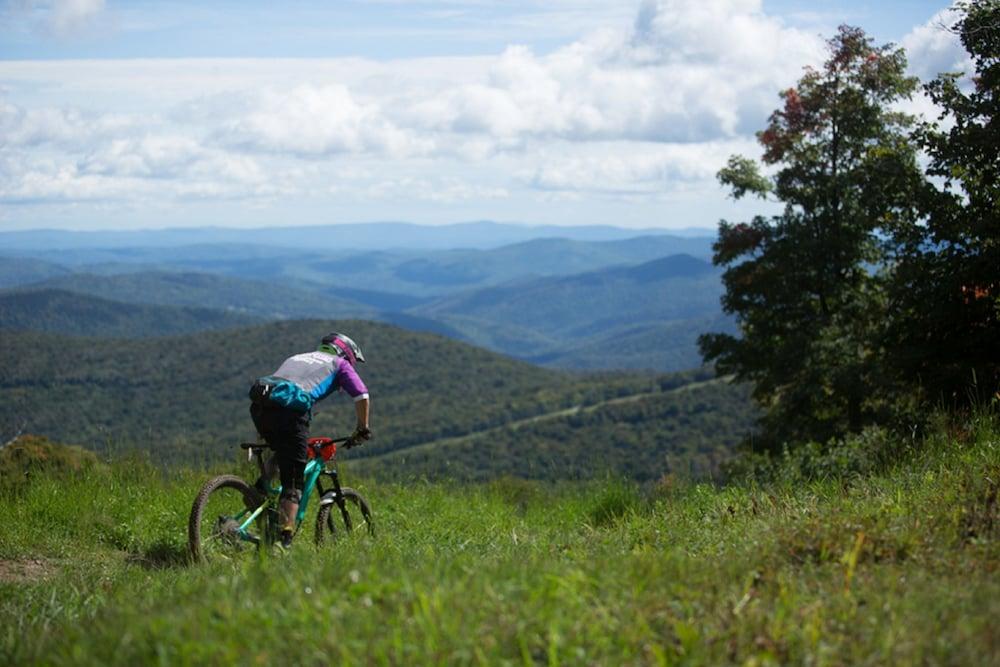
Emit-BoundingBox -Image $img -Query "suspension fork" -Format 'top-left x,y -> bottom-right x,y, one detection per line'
319,468 -> 351,522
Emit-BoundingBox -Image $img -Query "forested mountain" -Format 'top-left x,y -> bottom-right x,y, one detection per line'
6,234 -> 713,299
2,241 -> 728,371
28,271 -> 376,320
7,252 -> 732,371
0,321 -> 754,479
411,254 -> 728,370
529,315 -> 737,371
0,256 -> 73,289
355,374 -> 752,481
0,221 -> 713,253
0,289 -> 260,337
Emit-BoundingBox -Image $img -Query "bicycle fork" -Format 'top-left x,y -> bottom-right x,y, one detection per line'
317,468 -> 353,529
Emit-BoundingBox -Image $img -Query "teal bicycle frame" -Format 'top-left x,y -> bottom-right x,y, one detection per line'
232,458 -> 323,540
234,437 -> 350,545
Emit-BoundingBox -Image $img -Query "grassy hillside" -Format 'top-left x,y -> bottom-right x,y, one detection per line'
1,416 -> 996,664
0,322 -> 752,479
0,288 -> 260,337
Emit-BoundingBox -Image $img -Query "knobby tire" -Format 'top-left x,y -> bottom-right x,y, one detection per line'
188,474 -> 264,563
314,488 -> 374,545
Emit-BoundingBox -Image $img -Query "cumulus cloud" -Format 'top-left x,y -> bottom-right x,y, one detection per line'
191,0 -> 824,164
523,138 -> 758,194
213,84 -> 433,159
902,8 -> 971,82
400,0 -> 822,145
1,0 -> 832,216
0,100 -> 133,148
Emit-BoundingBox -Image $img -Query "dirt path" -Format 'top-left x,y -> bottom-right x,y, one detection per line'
0,558 -> 56,583
358,375 -> 731,464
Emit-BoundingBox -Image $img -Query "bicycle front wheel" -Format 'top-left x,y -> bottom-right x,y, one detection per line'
315,488 -> 374,546
188,474 -> 266,563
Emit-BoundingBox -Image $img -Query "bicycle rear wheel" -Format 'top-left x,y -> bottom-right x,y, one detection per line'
188,474 -> 266,563
314,488 -> 374,545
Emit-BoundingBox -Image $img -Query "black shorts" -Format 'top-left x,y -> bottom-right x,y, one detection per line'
249,401 -> 310,496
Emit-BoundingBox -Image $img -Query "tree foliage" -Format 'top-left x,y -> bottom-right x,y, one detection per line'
884,0 -> 1000,403
700,26 -> 925,449
0,323 -> 754,479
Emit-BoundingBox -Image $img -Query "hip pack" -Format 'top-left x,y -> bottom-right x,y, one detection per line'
248,376 -> 314,413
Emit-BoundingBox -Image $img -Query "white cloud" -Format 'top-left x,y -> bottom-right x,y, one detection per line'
213,84 -> 433,158
523,138 -> 758,194
399,1 -> 823,145
0,0 -> 834,222
902,8 -> 971,82
0,100 -> 133,148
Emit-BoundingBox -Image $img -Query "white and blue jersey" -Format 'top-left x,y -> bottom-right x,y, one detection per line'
257,350 -> 369,413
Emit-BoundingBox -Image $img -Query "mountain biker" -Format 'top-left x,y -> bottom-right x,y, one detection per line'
248,332 -> 371,549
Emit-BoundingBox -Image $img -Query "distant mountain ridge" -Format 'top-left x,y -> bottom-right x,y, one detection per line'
0,221 -> 714,252
1,228 -> 728,372
0,288 -> 260,337
26,271 -> 376,320
410,253 -> 728,370
0,250 -> 729,372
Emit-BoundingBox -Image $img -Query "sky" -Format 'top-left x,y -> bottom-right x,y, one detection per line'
0,0 -> 971,232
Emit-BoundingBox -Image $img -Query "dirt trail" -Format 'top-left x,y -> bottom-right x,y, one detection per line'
0,558 -> 56,583
359,375 -> 730,464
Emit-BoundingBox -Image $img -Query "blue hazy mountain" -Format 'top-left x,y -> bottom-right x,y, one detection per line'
27,271 -> 377,320
0,288 -> 260,337
1,226 -> 725,372
0,221 -> 714,253
0,256 -> 74,289
410,254 -> 728,371
3,233 -> 714,299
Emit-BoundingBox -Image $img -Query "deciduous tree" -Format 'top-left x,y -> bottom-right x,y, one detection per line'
885,0 -> 1000,405
700,26 -> 925,449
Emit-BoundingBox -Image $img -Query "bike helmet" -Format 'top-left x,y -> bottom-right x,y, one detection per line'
319,332 -> 365,366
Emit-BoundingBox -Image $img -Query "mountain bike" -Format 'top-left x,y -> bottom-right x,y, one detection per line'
188,436 -> 373,562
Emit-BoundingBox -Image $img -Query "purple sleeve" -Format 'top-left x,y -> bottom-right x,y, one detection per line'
335,357 -> 369,401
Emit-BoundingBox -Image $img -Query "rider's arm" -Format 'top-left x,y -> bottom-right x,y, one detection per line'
354,396 -> 370,432
335,357 -> 371,438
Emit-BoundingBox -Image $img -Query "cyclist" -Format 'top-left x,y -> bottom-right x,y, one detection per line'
248,332 -> 372,549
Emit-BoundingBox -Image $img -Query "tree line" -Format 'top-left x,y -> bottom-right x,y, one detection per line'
700,2 -> 999,452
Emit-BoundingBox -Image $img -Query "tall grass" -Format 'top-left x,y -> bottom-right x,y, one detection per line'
1,415 -> 997,665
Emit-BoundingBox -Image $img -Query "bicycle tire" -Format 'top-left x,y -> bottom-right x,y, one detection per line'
188,474 -> 265,563
314,488 -> 374,545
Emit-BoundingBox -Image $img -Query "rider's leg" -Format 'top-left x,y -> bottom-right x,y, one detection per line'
249,403 -> 279,494
276,410 -> 310,544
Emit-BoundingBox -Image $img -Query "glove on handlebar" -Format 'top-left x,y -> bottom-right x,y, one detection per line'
345,427 -> 372,449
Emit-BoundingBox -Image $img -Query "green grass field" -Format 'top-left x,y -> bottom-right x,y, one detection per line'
1,418 -> 998,665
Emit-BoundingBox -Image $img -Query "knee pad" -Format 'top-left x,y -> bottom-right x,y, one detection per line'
280,487 -> 302,503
